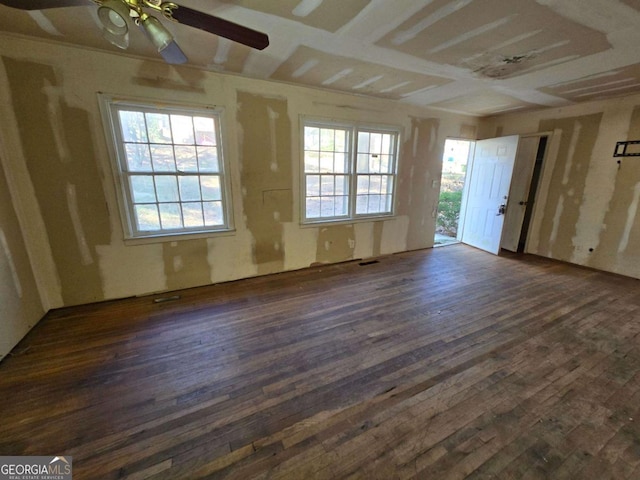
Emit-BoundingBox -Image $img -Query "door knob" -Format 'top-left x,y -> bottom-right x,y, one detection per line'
497,204 -> 506,216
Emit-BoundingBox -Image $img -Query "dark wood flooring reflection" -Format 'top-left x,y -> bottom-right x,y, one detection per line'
1,245 -> 640,479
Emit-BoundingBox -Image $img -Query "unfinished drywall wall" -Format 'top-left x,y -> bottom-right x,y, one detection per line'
2,57 -> 110,306
0,34 -> 477,309
480,94 -> 640,279
536,114 -> 602,261
237,91 -> 292,276
397,117 -> 441,251
0,151 -> 44,360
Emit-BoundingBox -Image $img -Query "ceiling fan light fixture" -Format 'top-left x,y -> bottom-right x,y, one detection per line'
102,29 -> 129,50
141,14 -> 173,52
98,0 -> 130,36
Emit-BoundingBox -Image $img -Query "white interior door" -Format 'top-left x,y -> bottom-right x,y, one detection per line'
501,136 -> 540,252
459,135 -> 519,254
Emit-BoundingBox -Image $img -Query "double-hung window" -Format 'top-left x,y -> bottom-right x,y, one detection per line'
302,120 -> 399,223
101,97 -> 232,239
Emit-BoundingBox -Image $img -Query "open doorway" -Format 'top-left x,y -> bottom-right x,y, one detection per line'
434,139 -> 472,247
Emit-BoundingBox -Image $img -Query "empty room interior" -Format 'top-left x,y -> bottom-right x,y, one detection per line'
1,0 -> 640,478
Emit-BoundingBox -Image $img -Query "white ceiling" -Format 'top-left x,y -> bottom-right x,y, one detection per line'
2,0 -> 640,116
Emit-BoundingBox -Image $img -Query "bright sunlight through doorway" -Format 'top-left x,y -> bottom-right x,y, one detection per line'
434,139 -> 472,247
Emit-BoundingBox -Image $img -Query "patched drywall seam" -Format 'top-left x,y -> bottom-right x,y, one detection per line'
316,225 -> 355,264
397,117 -> 440,250
207,231 -> 258,283
96,242 -> 167,299
0,228 -> 21,298
282,223 -> 318,270
538,113 -> 602,261
571,106 -> 634,266
3,57 -> 111,306
372,221 -> 384,257
236,91 -> 292,275
590,105 -> 640,275
163,239 -> 211,292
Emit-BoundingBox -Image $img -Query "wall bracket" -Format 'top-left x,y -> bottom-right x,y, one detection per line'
613,140 -> 640,157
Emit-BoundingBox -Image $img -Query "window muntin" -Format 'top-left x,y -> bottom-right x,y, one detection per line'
303,121 -> 399,223
303,126 -> 350,220
356,130 -> 396,215
104,101 -> 231,238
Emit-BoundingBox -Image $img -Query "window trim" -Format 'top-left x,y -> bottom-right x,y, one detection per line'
98,94 -> 234,242
300,117 -> 401,225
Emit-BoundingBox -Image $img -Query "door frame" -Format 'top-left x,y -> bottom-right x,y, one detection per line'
455,140 -> 476,243
457,130 -> 557,255
458,135 -> 519,254
513,131 -> 556,254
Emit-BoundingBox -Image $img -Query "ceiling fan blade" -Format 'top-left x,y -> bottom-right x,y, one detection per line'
0,0 -> 91,9
171,6 -> 269,50
160,41 -> 188,65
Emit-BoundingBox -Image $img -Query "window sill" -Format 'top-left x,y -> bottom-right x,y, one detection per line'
300,214 -> 396,228
123,228 -> 236,246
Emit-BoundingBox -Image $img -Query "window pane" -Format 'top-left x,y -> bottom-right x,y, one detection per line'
204,201 -> 224,225
146,113 -> 172,144
182,202 -> 204,227
320,152 -> 334,173
198,147 -> 219,173
305,126 -> 320,150
369,154 -> 381,173
380,154 -> 392,174
320,197 -> 335,217
370,133 -> 383,153
334,152 -> 347,173
320,128 -> 335,151
170,114 -> 194,144
358,132 -> 370,153
335,175 -> 347,195
175,146 -> 198,172
385,175 -> 394,195
125,144 -> 152,172
335,195 -> 348,216
150,145 -> 175,171
179,176 -> 201,201
306,197 -> 320,218
357,153 -> 369,173
321,175 -> 334,196
335,130 -> 346,152
382,134 -> 392,155
306,175 -> 320,196
130,176 -> 156,203
159,203 -> 182,229
384,194 -> 393,212
201,176 -> 221,201
380,175 -> 389,194
370,175 -> 383,194
135,204 -> 160,230
194,117 -> 216,145
155,175 -> 179,202
119,111 -> 147,142
356,195 -> 368,214
368,194 -> 382,213
357,176 -> 370,194
304,151 -> 320,173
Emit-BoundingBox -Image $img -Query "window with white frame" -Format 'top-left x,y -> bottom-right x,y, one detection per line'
302,121 -> 399,223
102,98 -> 232,239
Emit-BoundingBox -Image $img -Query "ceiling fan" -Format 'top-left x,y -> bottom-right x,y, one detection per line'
0,0 -> 269,64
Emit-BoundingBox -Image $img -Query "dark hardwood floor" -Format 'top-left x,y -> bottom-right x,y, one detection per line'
1,245 -> 640,479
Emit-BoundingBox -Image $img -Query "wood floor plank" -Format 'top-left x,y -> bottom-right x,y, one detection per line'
1,245 -> 640,479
